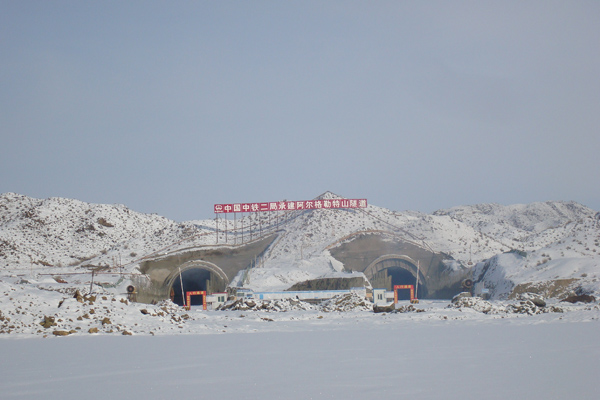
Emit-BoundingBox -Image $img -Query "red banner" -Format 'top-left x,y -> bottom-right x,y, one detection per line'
214,199 -> 367,214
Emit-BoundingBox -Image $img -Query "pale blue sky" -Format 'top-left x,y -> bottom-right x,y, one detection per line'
2,1 -> 599,221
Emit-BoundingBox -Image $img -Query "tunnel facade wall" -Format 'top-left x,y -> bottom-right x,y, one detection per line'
133,231 -> 468,304
135,234 -> 278,304
328,232 -> 467,299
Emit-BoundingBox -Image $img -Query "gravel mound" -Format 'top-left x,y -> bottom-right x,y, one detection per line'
393,304 -> 425,313
449,294 -> 564,315
218,298 -> 317,312
450,296 -> 493,313
219,292 -> 373,312
320,292 -> 373,312
517,292 -> 546,307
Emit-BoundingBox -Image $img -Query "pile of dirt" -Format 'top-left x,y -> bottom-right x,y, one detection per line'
517,292 -> 546,307
219,293 -> 373,312
393,304 -> 425,313
449,293 -> 564,315
155,299 -> 182,314
218,298 -> 316,312
373,304 -> 395,313
450,296 -> 493,313
321,292 -> 373,312
137,300 -> 192,323
502,300 -> 563,315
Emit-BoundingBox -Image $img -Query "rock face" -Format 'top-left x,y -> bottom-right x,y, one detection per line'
287,277 -> 368,291
509,279 -> 578,301
561,294 -> 596,304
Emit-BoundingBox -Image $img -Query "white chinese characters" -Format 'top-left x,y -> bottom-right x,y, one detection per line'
214,198 -> 367,213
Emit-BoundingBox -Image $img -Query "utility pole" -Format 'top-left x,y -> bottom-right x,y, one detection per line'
179,267 -> 185,307
415,261 -> 420,302
215,214 -> 219,244
89,270 -> 95,294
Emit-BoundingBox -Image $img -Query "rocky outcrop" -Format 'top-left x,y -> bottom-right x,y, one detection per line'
560,294 -> 596,304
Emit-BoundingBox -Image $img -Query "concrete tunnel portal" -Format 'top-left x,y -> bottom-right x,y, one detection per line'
167,258 -> 428,304
389,268 -> 427,299
365,256 -> 429,300
136,231 -> 465,304
136,234 -> 279,305
164,261 -> 229,306
170,268 -> 210,306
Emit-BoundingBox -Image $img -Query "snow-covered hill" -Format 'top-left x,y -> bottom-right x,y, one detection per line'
1,192 -> 598,298
0,192 -> 209,271
434,201 -> 600,298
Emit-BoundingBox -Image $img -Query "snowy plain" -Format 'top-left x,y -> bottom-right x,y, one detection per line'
1,298 -> 599,400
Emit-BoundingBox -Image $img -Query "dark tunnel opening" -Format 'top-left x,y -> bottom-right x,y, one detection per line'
387,266 -> 428,300
170,268 -> 212,306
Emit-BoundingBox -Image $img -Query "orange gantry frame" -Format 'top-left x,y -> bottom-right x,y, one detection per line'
185,290 -> 207,310
393,285 -> 415,303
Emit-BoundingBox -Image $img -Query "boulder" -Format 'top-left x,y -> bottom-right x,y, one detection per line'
394,304 -> 424,313
373,304 -> 395,313
451,292 -> 472,303
73,290 -> 84,303
40,316 -> 56,329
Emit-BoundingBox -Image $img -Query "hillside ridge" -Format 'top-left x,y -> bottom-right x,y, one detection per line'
1,192 -> 598,298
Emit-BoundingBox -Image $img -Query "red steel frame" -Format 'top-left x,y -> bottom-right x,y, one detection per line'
185,290 -> 207,310
393,284 -> 415,303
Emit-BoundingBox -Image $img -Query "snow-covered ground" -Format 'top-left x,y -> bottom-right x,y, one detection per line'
1,193 -> 599,398
1,267 -> 599,399
1,300 -> 599,399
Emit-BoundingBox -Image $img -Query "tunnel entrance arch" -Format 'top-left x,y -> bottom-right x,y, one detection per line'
164,261 -> 228,306
365,255 -> 429,299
